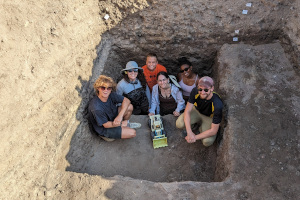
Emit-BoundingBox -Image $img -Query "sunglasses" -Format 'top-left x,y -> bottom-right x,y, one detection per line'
100,86 -> 112,91
198,88 -> 210,92
127,69 -> 138,73
180,67 -> 190,73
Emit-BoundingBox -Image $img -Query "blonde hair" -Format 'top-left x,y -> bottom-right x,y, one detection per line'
94,75 -> 116,95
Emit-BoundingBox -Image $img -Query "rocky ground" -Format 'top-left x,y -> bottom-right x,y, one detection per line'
1,0 -> 300,199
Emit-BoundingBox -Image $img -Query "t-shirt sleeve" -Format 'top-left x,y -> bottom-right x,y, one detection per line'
159,65 -> 167,72
92,109 -> 107,126
188,87 -> 198,104
110,91 -> 124,104
212,99 -> 223,124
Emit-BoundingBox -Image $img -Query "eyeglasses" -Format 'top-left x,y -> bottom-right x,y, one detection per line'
180,67 -> 190,73
198,88 -> 209,92
127,69 -> 138,73
100,86 -> 112,91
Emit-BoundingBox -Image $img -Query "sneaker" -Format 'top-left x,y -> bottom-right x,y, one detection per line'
128,122 -> 141,129
100,136 -> 115,142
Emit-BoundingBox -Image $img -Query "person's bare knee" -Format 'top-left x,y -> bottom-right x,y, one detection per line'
123,104 -> 133,120
128,104 -> 133,112
121,127 -> 136,139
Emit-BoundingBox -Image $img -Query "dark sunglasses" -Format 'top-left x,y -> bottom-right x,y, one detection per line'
180,67 -> 190,73
127,69 -> 138,73
100,86 -> 112,91
198,88 -> 209,92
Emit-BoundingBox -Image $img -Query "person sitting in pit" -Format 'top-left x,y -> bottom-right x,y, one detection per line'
116,61 -> 150,115
142,53 -> 167,92
177,57 -> 200,104
88,75 -> 141,142
149,71 -> 185,117
176,76 -> 223,147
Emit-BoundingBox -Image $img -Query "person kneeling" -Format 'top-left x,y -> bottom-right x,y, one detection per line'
88,75 -> 141,142
176,76 -> 223,147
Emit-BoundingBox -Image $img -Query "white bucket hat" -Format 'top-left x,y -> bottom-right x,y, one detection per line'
168,75 -> 181,89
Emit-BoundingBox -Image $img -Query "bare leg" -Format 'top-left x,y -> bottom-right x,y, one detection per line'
118,104 -> 133,121
117,104 -> 137,138
120,126 -> 136,138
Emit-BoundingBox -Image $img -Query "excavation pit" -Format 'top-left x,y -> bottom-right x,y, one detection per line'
65,28 -> 226,182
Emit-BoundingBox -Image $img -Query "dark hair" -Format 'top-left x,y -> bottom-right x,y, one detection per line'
123,69 -> 147,90
178,57 -> 192,67
157,71 -> 181,90
147,53 -> 158,59
156,71 -> 169,80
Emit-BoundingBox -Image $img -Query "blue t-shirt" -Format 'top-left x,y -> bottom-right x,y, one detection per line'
188,87 -> 223,124
88,92 -> 124,135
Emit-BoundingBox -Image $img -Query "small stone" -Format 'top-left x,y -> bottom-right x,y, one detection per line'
104,14 -> 110,20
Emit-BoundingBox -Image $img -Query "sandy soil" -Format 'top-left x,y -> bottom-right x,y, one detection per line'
1,0 -> 300,199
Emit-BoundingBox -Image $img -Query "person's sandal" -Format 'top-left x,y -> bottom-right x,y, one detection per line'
100,136 -> 115,142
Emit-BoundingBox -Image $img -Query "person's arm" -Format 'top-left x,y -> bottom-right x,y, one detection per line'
195,74 -> 200,86
183,102 -> 196,143
102,120 -> 128,128
174,88 -> 185,116
194,123 -> 220,140
113,97 -> 131,126
145,85 -> 151,106
148,85 -> 158,116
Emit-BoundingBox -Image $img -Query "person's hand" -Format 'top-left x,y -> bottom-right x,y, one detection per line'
121,120 -> 128,127
173,111 -> 180,117
113,115 -> 123,126
185,131 -> 196,143
148,113 -> 155,116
